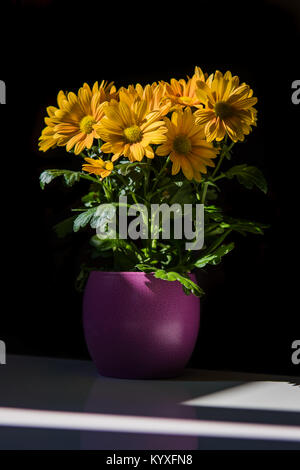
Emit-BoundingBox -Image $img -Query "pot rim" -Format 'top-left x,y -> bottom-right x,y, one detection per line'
89,271 -> 154,275
89,270 -> 196,277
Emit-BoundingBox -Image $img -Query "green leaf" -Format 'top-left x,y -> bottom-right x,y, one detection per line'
40,169 -> 81,189
225,165 -> 268,194
64,171 -> 81,186
89,235 -> 114,251
205,205 -> 223,222
169,180 -> 193,204
75,265 -> 92,292
115,162 -> 149,176
53,216 -> 76,238
73,207 -> 98,233
135,265 -> 204,297
90,205 -> 116,238
153,269 -> 204,297
136,264 -> 154,273
206,188 -> 218,200
81,191 -> 101,207
205,229 -> 232,254
223,217 -> 269,235
194,242 -> 235,268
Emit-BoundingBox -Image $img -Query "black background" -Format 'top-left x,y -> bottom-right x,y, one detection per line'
1,0 -> 299,376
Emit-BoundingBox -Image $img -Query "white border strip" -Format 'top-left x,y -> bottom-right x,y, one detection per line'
0,407 -> 300,442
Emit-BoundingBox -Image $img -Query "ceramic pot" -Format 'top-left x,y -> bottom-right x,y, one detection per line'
83,271 -> 200,379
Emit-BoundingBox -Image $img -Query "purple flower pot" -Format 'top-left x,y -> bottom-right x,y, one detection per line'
83,271 -> 200,379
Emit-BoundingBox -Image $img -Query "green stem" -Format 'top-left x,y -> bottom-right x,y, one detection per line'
144,161 -> 151,199
71,208 -> 90,212
212,141 -> 235,179
193,182 -> 201,201
200,181 -> 209,204
151,239 -> 157,249
211,152 -> 226,180
102,178 -> 112,201
152,156 -> 170,192
80,173 -> 101,184
131,192 -> 140,206
212,173 -> 226,182
114,172 -> 127,187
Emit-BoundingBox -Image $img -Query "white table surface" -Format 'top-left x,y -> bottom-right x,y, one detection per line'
0,355 -> 299,450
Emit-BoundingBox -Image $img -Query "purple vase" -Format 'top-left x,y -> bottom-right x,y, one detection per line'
83,271 -> 200,379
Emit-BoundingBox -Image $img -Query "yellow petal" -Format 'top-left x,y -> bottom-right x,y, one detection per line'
130,143 -> 144,161
144,145 -> 154,159
180,156 -> 194,180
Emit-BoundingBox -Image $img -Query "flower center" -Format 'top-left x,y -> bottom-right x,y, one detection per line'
173,135 -> 192,154
80,115 -> 96,134
123,125 -> 142,143
105,161 -> 113,171
214,101 -> 234,120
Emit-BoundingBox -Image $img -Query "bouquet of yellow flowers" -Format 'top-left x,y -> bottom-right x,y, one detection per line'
39,67 -> 268,297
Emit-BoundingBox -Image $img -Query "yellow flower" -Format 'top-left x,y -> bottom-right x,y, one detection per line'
95,98 -> 168,162
39,120 -> 61,152
194,70 -> 257,142
164,66 -> 206,110
118,82 -> 170,115
156,108 -> 218,182
82,157 -> 113,179
39,81 -> 116,154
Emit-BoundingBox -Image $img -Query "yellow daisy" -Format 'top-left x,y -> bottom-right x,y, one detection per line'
156,108 -> 218,182
39,121 -> 61,152
39,81 -> 116,155
95,98 -> 168,162
82,157 -> 113,180
164,66 -> 206,110
194,70 -> 257,142
38,103 -> 70,152
118,82 -> 170,115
